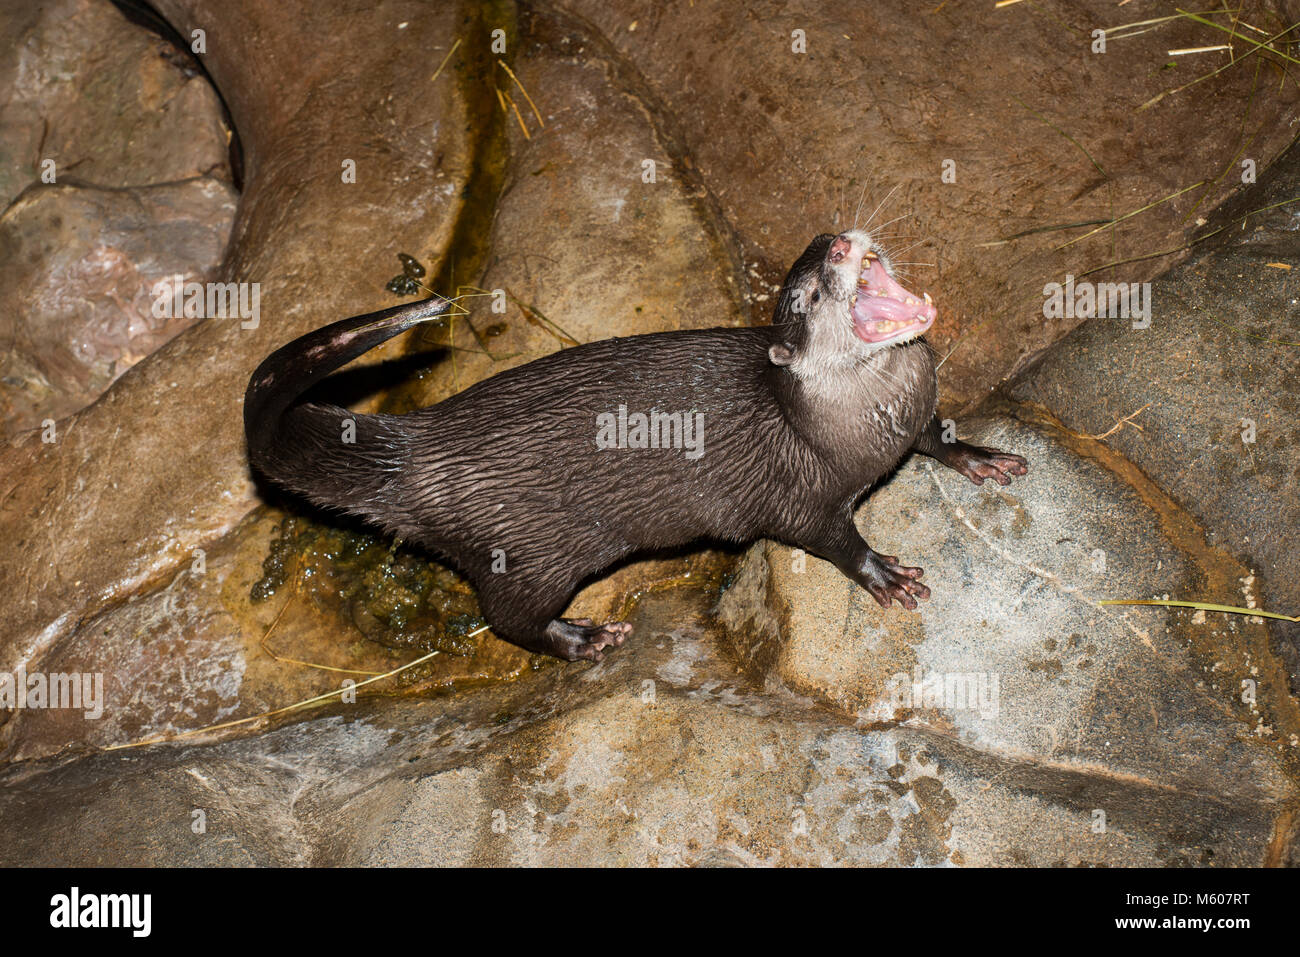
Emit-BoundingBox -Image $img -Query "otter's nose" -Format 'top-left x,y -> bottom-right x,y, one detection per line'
828,235 -> 852,264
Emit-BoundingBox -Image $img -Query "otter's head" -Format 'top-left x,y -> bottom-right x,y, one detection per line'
769,230 -> 936,373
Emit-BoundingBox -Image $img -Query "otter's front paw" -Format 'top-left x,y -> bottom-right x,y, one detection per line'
859,554 -> 930,610
950,446 -> 1028,487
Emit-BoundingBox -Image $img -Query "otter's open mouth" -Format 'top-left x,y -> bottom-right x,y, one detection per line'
851,253 -> 937,344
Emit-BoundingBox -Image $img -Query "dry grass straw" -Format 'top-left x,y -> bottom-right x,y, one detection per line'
1099,599 -> 1298,622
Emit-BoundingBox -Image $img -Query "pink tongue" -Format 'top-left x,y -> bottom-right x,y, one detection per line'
851,259 -> 937,343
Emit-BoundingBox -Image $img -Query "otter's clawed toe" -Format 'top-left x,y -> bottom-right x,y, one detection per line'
544,618 -> 633,662
954,446 -> 1028,487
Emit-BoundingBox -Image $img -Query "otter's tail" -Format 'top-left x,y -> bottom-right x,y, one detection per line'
243,296 -> 454,529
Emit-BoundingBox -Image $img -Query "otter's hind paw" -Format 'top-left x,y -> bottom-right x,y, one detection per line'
543,618 -> 632,662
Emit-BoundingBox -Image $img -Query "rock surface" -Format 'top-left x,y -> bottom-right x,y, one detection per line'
0,0 -> 228,208
0,0 -> 236,435
719,414 -> 1299,821
0,0 -> 474,687
0,178 -> 237,433
1,587 -> 1291,866
554,0 -> 1300,402
1012,139 -> 1300,673
400,1 -> 748,408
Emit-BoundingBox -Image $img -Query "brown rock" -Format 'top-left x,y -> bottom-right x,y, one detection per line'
554,0 -> 1300,404
0,178 -> 237,435
0,0 -> 229,206
0,0 -> 475,682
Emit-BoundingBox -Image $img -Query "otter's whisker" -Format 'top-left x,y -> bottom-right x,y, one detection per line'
860,183 -> 901,231
851,179 -> 874,230
869,211 -> 914,235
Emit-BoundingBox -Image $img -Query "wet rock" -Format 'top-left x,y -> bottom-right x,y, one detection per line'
1011,139 -> 1300,674
0,508 -> 537,763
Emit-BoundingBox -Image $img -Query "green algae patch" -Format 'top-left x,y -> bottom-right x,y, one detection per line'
251,514 -> 486,659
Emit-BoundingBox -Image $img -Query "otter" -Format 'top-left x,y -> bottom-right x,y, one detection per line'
244,230 -> 1027,661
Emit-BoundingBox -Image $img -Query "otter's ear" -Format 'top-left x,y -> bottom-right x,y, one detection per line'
768,343 -> 796,367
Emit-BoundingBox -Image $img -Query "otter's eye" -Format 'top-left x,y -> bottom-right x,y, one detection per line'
811,290 -> 820,303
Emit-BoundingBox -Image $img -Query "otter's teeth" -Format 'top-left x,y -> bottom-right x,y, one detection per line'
924,292 -> 933,305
